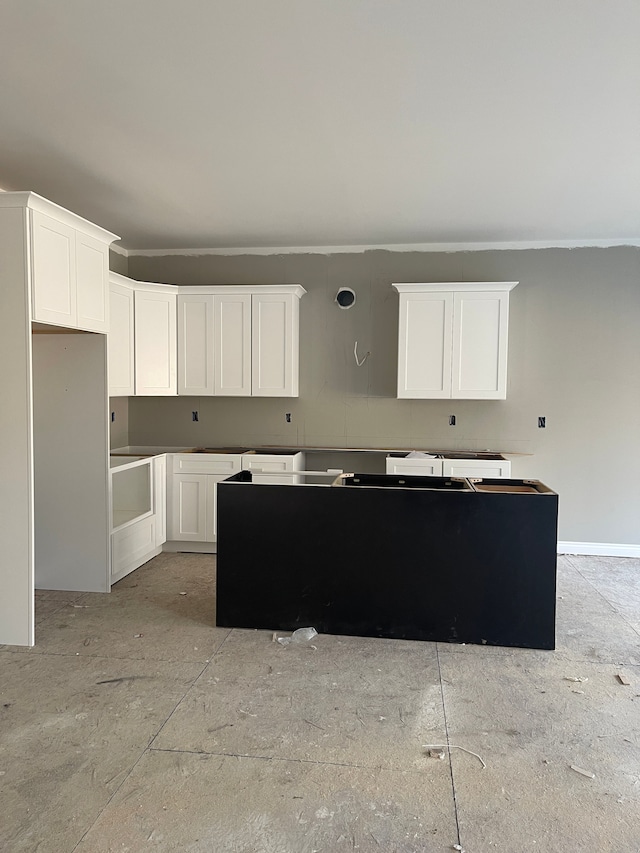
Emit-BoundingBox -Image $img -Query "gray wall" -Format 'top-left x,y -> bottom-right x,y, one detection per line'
124,246 -> 640,546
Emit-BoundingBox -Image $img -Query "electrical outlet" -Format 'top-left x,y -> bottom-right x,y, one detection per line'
538,416 -> 546,428
449,415 -> 456,426
192,411 -> 199,422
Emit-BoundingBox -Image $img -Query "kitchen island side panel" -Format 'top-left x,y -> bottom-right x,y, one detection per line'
216,482 -> 558,649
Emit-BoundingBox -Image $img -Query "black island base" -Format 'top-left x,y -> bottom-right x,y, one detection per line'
216,473 -> 559,650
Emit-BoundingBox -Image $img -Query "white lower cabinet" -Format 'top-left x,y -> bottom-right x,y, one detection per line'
154,454 -> 167,546
240,452 -> 305,484
166,453 -> 243,550
386,454 -> 511,478
112,516 -> 157,580
110,454 -> 166,584
165,451 -> 303,550
169,474 -> 211,541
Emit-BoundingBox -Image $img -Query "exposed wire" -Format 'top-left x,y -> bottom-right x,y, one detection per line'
354,341 -> 370,367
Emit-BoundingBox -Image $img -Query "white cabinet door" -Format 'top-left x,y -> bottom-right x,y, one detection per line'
30,210 -> 77,327
442,459 -> 511,478
168,454 -> 242,543
134,290 -> 177,395
386,456 -> 444,476
397,291 -> 453,399
76,232 -> 109,333
154,455 -> 167,546
169,473 -> 209,541
108,282 -> 135,396
178,294 -> 214,395
214,294 -> 251,395
452,291 -> 509,399
251,293 -> 299,397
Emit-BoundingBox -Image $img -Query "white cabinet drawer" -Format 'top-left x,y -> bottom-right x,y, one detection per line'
441,459 -> 511,478
241,452 -> 304,484
386,456 -> 443,477
171,453 -> 243,476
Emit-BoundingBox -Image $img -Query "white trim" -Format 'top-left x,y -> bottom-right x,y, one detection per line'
108,271 -> 178,293
0,192 -> 119,243
109,242 -> 128,257
393,281 -> 518,294
180,284 -> 306,297
557,541 -> 640,558
123,237 -> 640,258
163,540 -> 216,554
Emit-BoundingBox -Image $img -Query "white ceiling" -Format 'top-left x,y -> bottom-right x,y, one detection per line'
1,0 -> 639,252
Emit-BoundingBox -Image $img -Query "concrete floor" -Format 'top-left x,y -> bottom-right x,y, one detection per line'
1,554 -> 639,853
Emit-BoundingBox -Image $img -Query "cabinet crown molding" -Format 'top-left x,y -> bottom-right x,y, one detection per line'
0,191 -> 119,244
109,273 -> 306,299
392,281 -> 518,293
179,284 -> 306,298
110,272 -> 178,293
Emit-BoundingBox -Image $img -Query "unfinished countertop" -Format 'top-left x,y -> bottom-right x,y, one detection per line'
111,444 -> 526,459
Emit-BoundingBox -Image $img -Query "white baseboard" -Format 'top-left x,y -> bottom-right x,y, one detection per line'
557,541 -> 640,558
163,540 -> 216,554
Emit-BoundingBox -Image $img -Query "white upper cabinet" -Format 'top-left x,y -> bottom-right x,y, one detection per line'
393,282 -> 518,400
15,194 -> 118,333
214,293 -> 252,396
177,285 -> 305,398
108,276 -> 135,396
31,212 -> 77,327
451,290 -> 510,399
75,231 -> 110,332
177,294 -> 215,396
134,288 -> 177,396
396,290 -> 453,399
252,292 -> 300,397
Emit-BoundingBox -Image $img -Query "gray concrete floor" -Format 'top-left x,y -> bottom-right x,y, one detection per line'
1,553 -> 639,852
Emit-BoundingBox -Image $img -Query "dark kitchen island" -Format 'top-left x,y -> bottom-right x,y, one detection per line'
216,472 -> 559,649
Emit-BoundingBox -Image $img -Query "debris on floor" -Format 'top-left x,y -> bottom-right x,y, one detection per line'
564,676 -> 588,683
276,627 -> 318,646
134,633 -> 143,638
570,764 -> 595,779
423,744 -> 486,768
452,844 -> 465,852
428,748 -> 446,760
616,673 -> 631,686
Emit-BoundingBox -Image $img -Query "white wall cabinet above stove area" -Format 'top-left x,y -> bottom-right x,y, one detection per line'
0,192 -> 118,333
393,282 -> 518,400
177,285 -> 306,397
108,277 -> 305,398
